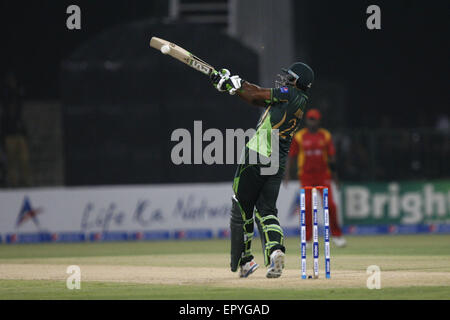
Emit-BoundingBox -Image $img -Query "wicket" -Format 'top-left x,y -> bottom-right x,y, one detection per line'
300,186 -> 331,279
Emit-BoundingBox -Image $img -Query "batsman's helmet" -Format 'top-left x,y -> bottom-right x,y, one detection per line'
276,62 -> 314,91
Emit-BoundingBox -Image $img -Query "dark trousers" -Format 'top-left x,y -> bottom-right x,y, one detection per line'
231,163 -> 285,266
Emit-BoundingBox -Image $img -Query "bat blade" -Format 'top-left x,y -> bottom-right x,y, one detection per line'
150,37 -> 215,76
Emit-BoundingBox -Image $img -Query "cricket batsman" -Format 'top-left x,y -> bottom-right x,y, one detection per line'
285,108 -> 346,247
210,62 -> 314,278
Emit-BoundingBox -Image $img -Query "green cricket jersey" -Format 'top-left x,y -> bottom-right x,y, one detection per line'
246,85 -> 309,168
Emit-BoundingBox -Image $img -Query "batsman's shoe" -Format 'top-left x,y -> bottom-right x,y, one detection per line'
239,260 -> 259,278
333,237 -> 347,248
266,249 -> 285,278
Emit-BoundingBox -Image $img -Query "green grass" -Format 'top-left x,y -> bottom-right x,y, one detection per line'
0,239 -> 230,259
1,235 -> 449,260
0,235 -> 449,300
1,280 -> 449,300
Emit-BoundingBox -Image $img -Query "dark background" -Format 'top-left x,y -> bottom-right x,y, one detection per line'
0,1 -> 168,98
300,0 -> 449,129
1,0 -> 448,185
60,22 -> 259,184
1,1 -> 448,127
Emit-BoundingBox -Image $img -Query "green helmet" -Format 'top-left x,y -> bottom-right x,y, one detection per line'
276,62 -> 314,91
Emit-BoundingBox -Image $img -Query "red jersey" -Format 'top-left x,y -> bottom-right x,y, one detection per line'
289,128 -> 336,178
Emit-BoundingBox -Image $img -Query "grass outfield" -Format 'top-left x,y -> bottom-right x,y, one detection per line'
0,235 -> 450,299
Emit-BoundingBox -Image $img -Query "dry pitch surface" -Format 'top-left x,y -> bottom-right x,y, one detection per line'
0,235 -> 449,299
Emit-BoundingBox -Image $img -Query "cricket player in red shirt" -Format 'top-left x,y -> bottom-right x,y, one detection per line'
285,108 -> 346,247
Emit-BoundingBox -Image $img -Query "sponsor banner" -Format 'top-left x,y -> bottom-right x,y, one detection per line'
0,184 -> 233,235
53,232 -> 86,243
89,231 -> 130,242
1,180 -> 449,244
133,231 -> 170,241
217,229 -> 230,239
341,181 -> 450,225
343,223 -> 450,235
6,232 -> 52,244
174,229 -> 213,240
0,182 -> 304,243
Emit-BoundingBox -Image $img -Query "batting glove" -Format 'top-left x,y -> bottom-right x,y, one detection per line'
210,68 -> 231,92
224,75 -> 244,95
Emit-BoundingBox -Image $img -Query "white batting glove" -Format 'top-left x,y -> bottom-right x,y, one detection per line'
226,75 -> 244,95
211,68 -> 231,92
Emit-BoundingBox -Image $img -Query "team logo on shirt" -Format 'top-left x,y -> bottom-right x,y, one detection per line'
280,86 -> 288,93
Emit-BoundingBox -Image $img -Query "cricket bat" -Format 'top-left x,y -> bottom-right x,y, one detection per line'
150,37 -> 216,76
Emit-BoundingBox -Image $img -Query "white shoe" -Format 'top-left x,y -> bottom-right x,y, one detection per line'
239,260 -> 259,278
266,249 -> 285,278
333,237 -> 347,248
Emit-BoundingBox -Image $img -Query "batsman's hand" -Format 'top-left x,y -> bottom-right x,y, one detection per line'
224,75 -> 244,95
210,68 -> 231,92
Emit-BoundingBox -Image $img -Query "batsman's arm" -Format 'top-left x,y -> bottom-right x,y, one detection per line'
236,82 -> 271,107
210,70 -> 271,106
